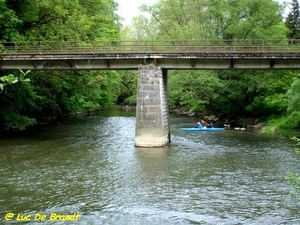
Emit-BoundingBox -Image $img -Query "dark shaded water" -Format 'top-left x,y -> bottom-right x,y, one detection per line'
0,107 -> 299,224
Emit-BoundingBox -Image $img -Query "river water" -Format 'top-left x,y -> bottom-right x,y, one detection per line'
0,107 -> 299,224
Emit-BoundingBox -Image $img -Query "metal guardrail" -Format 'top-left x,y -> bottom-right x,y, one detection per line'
1,39 -> 300,55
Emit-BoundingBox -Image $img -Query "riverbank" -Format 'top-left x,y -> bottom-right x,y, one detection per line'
261,120 -> 300,138
170,108 -> 263,129
169,107 -> 300,138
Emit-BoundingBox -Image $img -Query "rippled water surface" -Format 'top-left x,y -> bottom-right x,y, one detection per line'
0,107 -> 299,224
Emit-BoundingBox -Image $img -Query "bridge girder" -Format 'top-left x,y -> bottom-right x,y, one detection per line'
1,53 -> 300,70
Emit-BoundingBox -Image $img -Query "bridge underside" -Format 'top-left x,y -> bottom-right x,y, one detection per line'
1,53 -> 300,70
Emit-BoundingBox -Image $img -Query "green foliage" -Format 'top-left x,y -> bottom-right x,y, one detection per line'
0,1 -> 23,41
2,111 -> 36,130
285,0 -> 300,39
221,0 -> 287,39
167,68 -> 297,126
210,70 -> 291,121
261,116 -> 286,134
216,71 -> 260,119
140,0 -> 287,40
117,71 -> 138,105
0,0 -> 122,130
0,74 -> 18,90
287,77 -> 300,113
0,69 -> 31,91
4,0 -> 121,41
265,76 -> 300,136
125,15 -> 154,40
29,70 -> 120,117
19,69 -> 31,82
279,112 -> 300,131
0,81 -> 39,130
168,70 -> 222,114
61,71 -> 121,113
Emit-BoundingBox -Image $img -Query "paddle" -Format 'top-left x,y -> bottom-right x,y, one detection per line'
201,119 -> 208,126
201,119 -> 214,128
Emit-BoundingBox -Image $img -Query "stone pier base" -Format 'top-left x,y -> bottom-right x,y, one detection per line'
135,66 -> 170,147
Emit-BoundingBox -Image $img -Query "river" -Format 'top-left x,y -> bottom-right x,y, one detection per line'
0,106 -> 299,224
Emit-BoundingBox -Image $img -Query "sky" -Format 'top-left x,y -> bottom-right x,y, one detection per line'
117,0 -> 290,26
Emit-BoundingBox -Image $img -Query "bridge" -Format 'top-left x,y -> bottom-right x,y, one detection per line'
1,39 -> 300,147
2,39 -> 300,70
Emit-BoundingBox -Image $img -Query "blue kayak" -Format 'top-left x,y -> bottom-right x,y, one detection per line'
180,127 -> 225,131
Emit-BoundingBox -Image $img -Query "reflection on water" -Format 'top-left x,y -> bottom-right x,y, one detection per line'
136,146 -> 170,176
0,107 -> 299,224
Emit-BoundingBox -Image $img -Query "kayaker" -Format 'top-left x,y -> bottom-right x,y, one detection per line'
197,122 -> 202,129
207,121 -> 214,128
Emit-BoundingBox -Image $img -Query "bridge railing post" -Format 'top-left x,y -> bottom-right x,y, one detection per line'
233,39 -> 236,52
39,41 -> 43,54
151,40 -> 154,53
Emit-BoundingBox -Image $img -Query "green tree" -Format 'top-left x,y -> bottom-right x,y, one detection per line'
220,0 -> 287,40
284,77 -> 300,131
127,15 -> 153,40
168,70 -> 222,114
4,0 -> 121,41
117,70 -> 138,105
140,0 -> 209,40
262,72 -> 300,136
0,72 -> 38,130
0,69 -> 31,91
26,70 -> 121,121
0,1 -> 22,41
212,70 -> 294,124
141,0 -> 287,40
0,0 -> 122,130
287,77 -> 300,113
285,0 -> 300,39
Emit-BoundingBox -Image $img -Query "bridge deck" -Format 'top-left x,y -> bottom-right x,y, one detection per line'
1,39 -> 300,70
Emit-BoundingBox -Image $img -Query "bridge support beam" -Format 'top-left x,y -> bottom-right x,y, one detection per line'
135,66 -> 170,147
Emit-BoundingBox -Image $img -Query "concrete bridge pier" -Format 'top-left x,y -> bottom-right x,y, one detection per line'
135,66 -> 170,147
